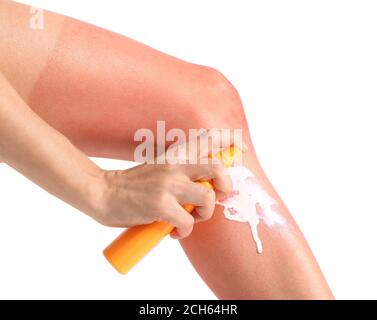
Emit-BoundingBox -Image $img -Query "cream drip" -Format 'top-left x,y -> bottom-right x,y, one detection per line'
217,166 -> 284,253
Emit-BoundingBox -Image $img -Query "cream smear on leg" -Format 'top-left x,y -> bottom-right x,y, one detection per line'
217,166 -> 284,254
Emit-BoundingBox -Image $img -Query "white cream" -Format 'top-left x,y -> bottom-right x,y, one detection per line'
217,166 -> 284,254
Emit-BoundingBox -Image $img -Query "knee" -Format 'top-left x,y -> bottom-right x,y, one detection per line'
189,66 -> 246,129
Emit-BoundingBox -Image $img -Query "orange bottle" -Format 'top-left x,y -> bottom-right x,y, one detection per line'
103,147 -> 241,274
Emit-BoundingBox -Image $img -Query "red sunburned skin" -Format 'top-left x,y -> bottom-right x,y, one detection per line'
28,18 -> 242,160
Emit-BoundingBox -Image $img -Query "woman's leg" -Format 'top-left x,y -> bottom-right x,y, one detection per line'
1,2 -> 333,299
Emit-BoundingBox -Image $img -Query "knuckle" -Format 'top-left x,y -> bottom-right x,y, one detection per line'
157,210 -> 172,223
203,212 -> 214,221
182,222 -> 194,237
154,189 -> 171,204
202,187 -> 216,203
187,214 -> 195,226
156,173 -> 175,192
199,207 -> 214,221
181,215 -> 194,231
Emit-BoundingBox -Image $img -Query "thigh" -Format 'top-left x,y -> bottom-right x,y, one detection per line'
27,18 -> 212,160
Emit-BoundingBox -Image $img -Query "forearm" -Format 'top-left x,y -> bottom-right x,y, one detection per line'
0,72 -> 102,216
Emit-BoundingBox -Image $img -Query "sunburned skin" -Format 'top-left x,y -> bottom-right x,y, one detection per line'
27,17 -> 216,160
218,166 -> 285,253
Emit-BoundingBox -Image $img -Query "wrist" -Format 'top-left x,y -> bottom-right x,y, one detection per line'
84,168 -> 116,226
79,166 -> 109,223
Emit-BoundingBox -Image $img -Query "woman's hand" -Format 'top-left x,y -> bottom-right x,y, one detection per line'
91,162 -> 232,239
0,72 -> 236,240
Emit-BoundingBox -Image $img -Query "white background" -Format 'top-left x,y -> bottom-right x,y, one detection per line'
1,0 -> 377,299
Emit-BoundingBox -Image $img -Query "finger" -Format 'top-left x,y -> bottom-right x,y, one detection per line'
196,128 -> 248,158
173,182 -> 216,222
163,201 -> 195,239
192,193 -> 216,222
215,189 -> 232,201
165,128 -> 248,164
173,181 -> 215,206
209,164 -> 233,195
180,163 -> 233,194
